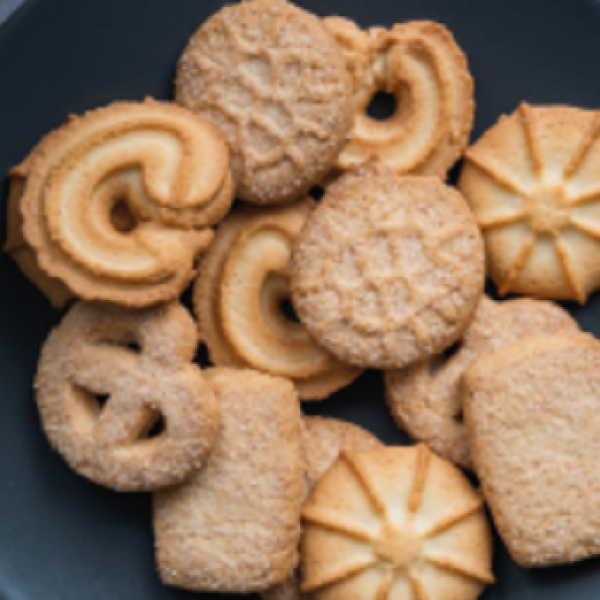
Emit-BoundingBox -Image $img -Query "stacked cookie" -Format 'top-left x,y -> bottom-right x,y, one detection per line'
7,0 -> 600,597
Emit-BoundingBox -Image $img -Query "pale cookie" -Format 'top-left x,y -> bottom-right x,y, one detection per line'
35,302 -> 220,491
153,368 -> 305,593
325,17 -> 473,179
194,199 -> 361,400
463,332 -> 600,567
263,417 -> 383,600
460,103 -> 600,303
20,99 -> 234,307
290,165 -> 485,369
385,296 -> 577,470
301,445 -> 494,600
176,0 -> 353,205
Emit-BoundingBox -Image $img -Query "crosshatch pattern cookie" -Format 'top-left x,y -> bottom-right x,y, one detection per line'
154,368 -> 305,593
463,332 -> 600,567
325,17 -> 474,179
194,199 -> 361,400
460,103 -> 600,303
176,0 -> 354,205
385,296 -> 578,470
20,99 -> 234,307
301,445 -> 494,600
35,302 -> 220,491
290,165 -> 485,369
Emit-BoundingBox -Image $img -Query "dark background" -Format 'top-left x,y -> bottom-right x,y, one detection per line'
2,0 -> 600,599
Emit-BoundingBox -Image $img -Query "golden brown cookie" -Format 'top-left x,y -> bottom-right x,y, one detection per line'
459,103 -> 600,303
324,17 -> 474,179
290,165 -> 485,369
194,198 -> 361,400
35,301 -> 220,491
463,332 -> 600,567
385,296 -> 577,470
154,368 -> 305,593
176,0 -> 353,205
301,445 -> 494,600
20,99 -> 234,307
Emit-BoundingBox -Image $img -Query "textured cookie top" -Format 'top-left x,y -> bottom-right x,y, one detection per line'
176,0 -> 353,205
460,103 -> 600,303
290,166 -> 485,368
385,296 -> 577,470
463,332 -> 600,567
301,445 -> 494,600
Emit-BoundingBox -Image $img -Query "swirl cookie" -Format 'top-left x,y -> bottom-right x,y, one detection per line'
194,198 -> 361,400
460,103 -> 600,303
176,0 -> 353,205
301,445 -> 494,600
463,332 -> 600,567
324,17 -> 473,178
385,296 -> 577,470
290,165 -> 485,369
20,99 -> 235,307
35,302 -> 220,491
154,368 -> 304,592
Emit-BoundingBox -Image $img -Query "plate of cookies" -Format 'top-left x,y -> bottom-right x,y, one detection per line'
3,0 -> 600,599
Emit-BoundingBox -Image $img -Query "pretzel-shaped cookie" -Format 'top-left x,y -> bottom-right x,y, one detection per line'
325,17 -> 473,179
20,99 -> 234,306
35,301 -> 220,491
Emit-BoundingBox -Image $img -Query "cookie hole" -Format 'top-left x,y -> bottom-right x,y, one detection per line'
95,393 -> 110,410
367,91 -> 397,121
127,341 -> 142,353
443,341 -> 461,360
111,200 -> 137,233
280,297 -> 301,324
308,185 -> 325,201
137,412 -> 166,441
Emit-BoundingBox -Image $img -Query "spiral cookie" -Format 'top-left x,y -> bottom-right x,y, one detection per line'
460,103 -> 600,303
324,17 -> 473,178
385,296 -> 578,470
176,0 -> 353,205
194,198 -> 361,400
290,165 -> 485,369
20,99 -> 235,307
35,301 -> 220,491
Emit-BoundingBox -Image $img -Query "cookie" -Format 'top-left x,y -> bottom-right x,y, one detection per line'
263,417 -> 383,600
175,0 -> 353,205
459,103 -> 600,303
290,164 -> 485,369
35,301 -> 220,491
325,17 -> 473,179
385,296 -> 578,470
20,99 -> 235,307
194,199 -> 361,400
301,445 -> 494,600
463,332 -> 600,567
153,368 -> 305,593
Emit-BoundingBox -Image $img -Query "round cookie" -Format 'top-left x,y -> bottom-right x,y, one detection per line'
194,199 -> 361,400
385,296 -> 578,470
290,164 -> 485,369
459,103 -> 600,303
176,0 -> 354,205
325,17 -> 474,179
301,445 -> 494,600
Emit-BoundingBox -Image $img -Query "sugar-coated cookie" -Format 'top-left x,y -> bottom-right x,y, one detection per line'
290,164 -> 485,369
176,0 -> 353,205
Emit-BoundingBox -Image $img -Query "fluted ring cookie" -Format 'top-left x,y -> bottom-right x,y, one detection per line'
385,296 -> 577,470
301,445 -> 494,600
176,0 -> 353,205
21,99 -> 235,307
460,103 -> 600,303
325,17 -> 473,178
290,165 -> 485,369
35,301 -> 220,491
194,198 -> 361,400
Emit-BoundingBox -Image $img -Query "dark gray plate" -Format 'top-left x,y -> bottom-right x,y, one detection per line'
2,0 -> 600,598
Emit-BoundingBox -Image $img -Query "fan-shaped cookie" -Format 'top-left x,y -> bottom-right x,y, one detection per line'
301,445 -> 494,600
460,103 -> 600,303
385,296 -> 577,470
